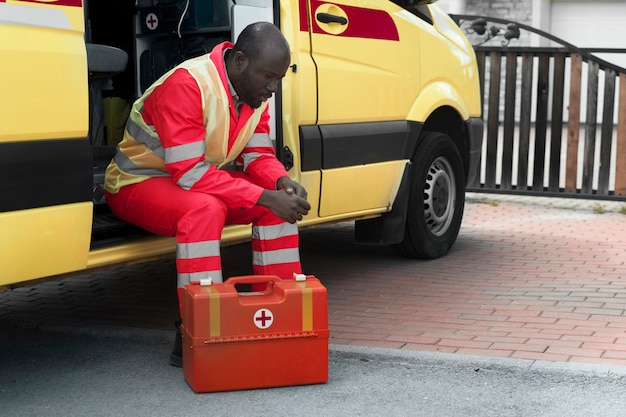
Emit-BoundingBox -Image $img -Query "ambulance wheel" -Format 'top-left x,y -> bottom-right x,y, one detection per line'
393,131 -> 465,259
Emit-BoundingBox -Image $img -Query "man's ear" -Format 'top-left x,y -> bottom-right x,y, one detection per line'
234,51 -> 248,71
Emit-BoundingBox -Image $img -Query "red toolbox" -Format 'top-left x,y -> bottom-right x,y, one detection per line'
181,275 -> 329,393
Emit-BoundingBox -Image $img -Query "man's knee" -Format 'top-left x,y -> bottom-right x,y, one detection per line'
177,194 -> 228,235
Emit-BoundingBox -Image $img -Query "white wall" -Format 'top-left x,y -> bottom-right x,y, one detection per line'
436,0 -> 466,14
550,0 -> 626,69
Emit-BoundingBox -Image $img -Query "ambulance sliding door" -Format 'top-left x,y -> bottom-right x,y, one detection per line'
0,1 -> 92,286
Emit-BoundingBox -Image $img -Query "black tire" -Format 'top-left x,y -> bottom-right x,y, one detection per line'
393,131 -> 466,259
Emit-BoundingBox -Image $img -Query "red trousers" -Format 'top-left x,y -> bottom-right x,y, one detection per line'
105,174 -> 301,313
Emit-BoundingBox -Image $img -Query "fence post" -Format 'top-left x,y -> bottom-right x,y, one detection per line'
549,53 -> 566,192
565,53 -> 582,194
533,55 -> 550,191
582,62 -> 599,195
502,52 -> 517,190
485,52 -> 501,189
616,73 -> 626,197
597,70 -> 616,195
517,52 -> 533,191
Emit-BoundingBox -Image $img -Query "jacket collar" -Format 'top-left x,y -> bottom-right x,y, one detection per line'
210,42 -> 241,113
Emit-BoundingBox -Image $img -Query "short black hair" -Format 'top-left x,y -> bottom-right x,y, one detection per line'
232,22 -> 288,61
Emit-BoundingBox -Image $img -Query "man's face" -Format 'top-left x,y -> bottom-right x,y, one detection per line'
232,49 -> 290,109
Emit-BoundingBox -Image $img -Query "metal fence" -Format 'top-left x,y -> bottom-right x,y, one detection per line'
451,15 -> 626,201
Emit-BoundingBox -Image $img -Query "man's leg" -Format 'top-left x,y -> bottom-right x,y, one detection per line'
223,171 -> 303,280
105,177 -> 228,311
105,174 -> 303,366
106,178 -> 230,367
226,205 -> 302,280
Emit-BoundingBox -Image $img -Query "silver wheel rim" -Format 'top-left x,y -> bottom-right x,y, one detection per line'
423,156 -> 456,237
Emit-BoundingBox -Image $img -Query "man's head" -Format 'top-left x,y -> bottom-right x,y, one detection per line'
227,22 -> 291,109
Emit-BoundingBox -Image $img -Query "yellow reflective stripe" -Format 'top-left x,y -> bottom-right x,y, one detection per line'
298,282 -> 313,332
204,286 -> 221,337
187,58 -> 230,165
222,101 -> 267,166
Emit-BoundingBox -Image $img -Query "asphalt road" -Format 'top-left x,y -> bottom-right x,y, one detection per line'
2,324 -> 626,417
3,194 -> 626,415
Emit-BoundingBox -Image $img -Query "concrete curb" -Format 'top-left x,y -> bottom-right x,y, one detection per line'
331,344 -> 626,378
466,192 -> 626,213
28,322 -> 626,379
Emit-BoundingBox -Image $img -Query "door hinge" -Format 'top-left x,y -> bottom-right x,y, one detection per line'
281,146 -> 294,171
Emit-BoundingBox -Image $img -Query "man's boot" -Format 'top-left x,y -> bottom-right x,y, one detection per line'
169,319 -> 182,367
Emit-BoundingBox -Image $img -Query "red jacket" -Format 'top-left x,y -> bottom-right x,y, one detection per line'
133,42 -> 288,209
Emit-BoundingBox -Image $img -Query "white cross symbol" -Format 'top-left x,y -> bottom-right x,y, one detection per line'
145,13 -> 159,30
254,308 -> 274,329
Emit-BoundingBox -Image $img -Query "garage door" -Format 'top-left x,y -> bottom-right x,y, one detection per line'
550,0 -> 626,68
549,0 -> 626,125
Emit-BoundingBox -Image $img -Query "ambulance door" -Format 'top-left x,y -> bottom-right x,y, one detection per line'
0,0 -> 92,286
303,0 -> 423,217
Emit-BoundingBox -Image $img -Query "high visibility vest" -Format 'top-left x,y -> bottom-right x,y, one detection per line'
104,50 -> 268,194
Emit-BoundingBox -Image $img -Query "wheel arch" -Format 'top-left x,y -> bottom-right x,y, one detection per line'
355,105 -> 470,247
392,131 -> 466,258
407,79 -> 473,180
421,106 -> 470,185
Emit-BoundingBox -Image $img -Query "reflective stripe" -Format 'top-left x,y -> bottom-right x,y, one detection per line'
0,4 -> 71,30
177,240 -> 220,259
252,222 -> 299,240
242,152 -> 263,170
243,134 -> 274,169
165,141 -> 206,164
246,133 -> 273,148
126,118 -> 164,158
113,151 -> 168,178
108,45 -> 267,191
252,248 -> 301,266
177,161 -> 210,190
178,270 -> 223,287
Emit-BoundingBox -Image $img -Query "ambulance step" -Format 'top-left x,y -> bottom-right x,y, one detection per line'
91,207 -> 150,250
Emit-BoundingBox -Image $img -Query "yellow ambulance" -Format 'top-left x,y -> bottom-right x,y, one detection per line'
0,0 -> 482,288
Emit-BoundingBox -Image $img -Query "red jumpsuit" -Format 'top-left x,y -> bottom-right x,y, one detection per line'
104,43 -> 301,311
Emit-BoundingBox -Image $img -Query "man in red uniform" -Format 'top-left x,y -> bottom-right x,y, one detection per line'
104,22 -> 310,366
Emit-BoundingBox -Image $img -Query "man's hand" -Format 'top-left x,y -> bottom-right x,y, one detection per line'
276,176 -> 308,200
257,177 -> 310,223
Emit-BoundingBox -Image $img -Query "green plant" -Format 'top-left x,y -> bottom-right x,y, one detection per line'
593,204 -> 606,214
469,197 -> 499,207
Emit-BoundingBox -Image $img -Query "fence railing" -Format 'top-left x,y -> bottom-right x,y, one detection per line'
451,15 -> 626,201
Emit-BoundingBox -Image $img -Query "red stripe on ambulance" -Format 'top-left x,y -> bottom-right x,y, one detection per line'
10,0 -> 82,6
300,0 -> 399,41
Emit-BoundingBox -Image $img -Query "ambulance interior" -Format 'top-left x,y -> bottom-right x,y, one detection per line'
85,0 -> 235,245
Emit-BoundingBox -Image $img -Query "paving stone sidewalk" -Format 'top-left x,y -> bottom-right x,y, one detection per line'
1,193 -> 625,366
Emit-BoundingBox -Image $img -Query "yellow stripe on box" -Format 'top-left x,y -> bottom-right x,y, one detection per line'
299,282 -> 313,331
204,286 -> 221,337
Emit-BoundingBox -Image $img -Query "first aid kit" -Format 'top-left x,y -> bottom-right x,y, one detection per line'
181,274 -> 329,393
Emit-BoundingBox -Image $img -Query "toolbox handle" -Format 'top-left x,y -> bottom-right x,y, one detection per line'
224,275 -> 283,286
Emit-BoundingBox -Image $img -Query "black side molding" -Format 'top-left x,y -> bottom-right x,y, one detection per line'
299,120 -> 415,171
0,139 -> 93,213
